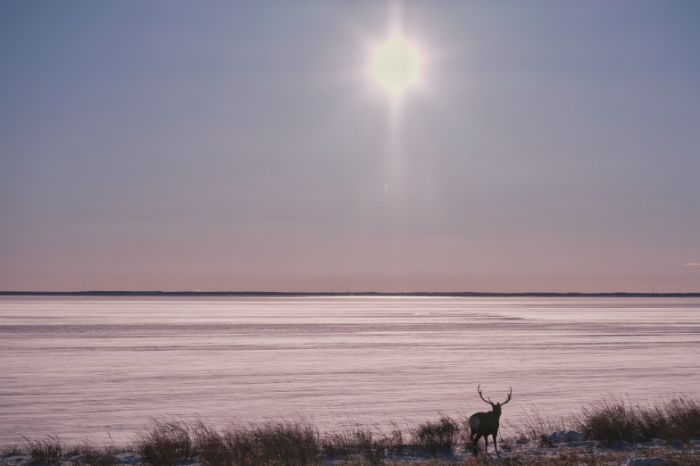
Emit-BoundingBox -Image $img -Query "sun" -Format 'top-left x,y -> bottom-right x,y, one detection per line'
370,36 -> 423,96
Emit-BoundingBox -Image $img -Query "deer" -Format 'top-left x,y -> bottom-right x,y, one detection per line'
468,385 -> 512,455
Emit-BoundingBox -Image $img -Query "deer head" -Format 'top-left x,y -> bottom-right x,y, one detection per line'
477,384 -> 512,416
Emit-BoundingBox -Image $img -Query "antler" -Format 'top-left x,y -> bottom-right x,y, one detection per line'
477,384 -> 494,405
500,386 -> 513,406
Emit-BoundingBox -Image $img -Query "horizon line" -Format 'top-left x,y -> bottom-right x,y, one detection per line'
1,290 -> 700,298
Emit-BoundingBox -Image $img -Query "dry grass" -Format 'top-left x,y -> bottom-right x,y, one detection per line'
24,435 -> 62,465
322,427 -> 405,465
666,397 -> 700,441
136,419 -> 322,465
8,397 -> 700,465
222,421 -> 321,466
74,444 -> 118,466
0,444 -> 24,457
411,416 -> 460,454
577,396 -> 700,444
191,420 -> 231,466
137,420 -> 193,466
518,411 -> 569,447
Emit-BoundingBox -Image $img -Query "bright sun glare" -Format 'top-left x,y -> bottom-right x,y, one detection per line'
370,36 -> 422,96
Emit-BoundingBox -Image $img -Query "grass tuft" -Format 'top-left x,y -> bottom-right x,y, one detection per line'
192,420 -> 232,466
137,420 -> 192,466
579,398 -> 641,443
577,396 -> 700,444
322,427 -> 402,465
519,411 -> 569,447
0,444 -> 24,457
665,396 -> 700,441
411,416 -> 459,454
24,435 -> 63,465
223,421 -> 320,466
76,445 -> 118,466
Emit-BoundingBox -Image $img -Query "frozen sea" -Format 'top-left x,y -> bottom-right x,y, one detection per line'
1,296 -> 699,445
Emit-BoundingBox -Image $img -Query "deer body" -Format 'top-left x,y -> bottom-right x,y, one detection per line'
468,406 -> 503,452
469,385 -> 512,455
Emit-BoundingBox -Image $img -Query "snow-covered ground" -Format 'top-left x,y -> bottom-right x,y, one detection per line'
2,437 -> 699,466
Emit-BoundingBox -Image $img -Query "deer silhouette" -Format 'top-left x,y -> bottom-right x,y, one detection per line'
468,385 -> 512,455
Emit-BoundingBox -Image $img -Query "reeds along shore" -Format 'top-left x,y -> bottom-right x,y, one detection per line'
4,397 -> 700,466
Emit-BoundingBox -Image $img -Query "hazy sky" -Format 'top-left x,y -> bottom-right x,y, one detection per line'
2,1 -> 699,292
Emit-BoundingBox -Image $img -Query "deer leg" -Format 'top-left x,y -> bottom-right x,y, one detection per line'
472,433 -> 482,455
493,434 -> 498,454
483,435 -> 488,452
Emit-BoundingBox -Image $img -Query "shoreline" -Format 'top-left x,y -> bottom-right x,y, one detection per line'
3,397 -> 699,465
3,427 -> 698,466
3,439 -> 699,466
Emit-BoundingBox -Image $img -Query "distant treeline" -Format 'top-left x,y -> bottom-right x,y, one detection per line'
1,291 -> 699,298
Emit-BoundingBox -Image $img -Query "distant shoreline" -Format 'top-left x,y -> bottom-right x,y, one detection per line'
1,290 -> 699,298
